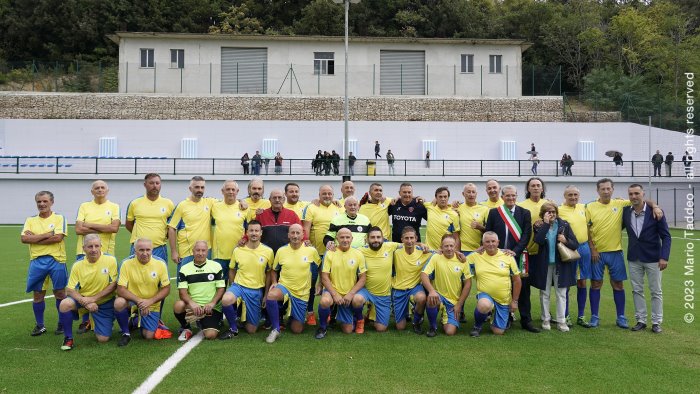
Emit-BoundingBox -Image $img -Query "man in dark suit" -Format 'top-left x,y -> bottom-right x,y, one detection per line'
485,185 -> 539,333
623,184 -> 671,333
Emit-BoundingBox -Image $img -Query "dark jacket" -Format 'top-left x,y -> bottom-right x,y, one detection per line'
529,218 -> 579,290
622,205 -> 671,263
484,205 -> 531,259
255,208 -> 301,253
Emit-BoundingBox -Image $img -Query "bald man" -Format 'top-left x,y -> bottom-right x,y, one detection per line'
75,180 -> 120,258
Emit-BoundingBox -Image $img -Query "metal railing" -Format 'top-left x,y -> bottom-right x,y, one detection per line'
0,156 -> 694,178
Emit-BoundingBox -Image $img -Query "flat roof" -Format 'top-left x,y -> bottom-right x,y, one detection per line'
109,32 -> 532,51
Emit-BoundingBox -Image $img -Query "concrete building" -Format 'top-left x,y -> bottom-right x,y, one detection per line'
109,32 -> 530,97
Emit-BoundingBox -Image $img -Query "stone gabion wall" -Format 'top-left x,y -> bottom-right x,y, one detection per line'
564,111 -> 621,122
0,93 -> 569,121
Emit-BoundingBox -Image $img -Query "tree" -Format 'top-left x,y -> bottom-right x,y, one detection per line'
293,0 -> 344,36
608,7 -> 658,77
209,3 -> 264,35
543,0 -> 605,89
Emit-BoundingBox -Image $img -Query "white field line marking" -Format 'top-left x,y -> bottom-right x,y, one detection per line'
0,295 -> 54,308
0,279 -> 177,308
132,331 -> 204,394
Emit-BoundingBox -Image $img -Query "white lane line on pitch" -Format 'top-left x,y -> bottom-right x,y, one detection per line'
132,331 -> 204,394
0,295 -> 55,308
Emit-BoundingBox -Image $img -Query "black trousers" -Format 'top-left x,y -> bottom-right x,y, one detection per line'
518,276 -> 532,325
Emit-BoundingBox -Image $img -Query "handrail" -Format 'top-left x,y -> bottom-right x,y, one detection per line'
0,156 -> 694,178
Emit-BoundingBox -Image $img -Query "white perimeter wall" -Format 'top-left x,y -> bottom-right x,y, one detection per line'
0,119 -> 694,161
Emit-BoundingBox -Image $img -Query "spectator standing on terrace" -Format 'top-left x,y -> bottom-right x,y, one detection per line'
348,152 -> 357,176
252,151 -> 262,175
375,141 -> 382,159
274,152 -> 283,174
241,153 -> 250,175
651,150 -> 663,177
386,150 -> 395,175
664,152 -> 674,177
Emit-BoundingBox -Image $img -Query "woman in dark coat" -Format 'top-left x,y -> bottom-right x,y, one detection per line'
531,202 -> 579,332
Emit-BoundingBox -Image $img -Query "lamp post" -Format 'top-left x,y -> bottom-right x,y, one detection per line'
333,0 -> 360,181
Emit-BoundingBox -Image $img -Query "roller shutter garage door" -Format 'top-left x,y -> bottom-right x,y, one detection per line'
221,47 -> 268,94
380,50 -> 425,95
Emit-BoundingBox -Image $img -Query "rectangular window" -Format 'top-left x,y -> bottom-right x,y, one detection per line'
489,55 -> 502,73
313,52 -> 335,75
460,54 -> 474,73
140,48 -> 154,68
170,49 -> 184,69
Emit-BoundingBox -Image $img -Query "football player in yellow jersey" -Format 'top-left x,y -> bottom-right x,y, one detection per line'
125,173 -> 174,262
22,191 -> 68,337
219,221 -> 274,337
456,183 -> 488,253
558,185 -> 594,328
424,186 -> 460,251
75,180 -> 120,258
266,224 -> 321,341
353,227 -> 398,333
302,184 -> 341,324
586,178 -> 662,329
421,234 -> 471,337
114,238 -> 171,346
211,180 -> 247,277
392,227 -> 431,334
315,228 -> 367,339
468,231 -> 522,337
517,178 -> 547,257
338,180 -> 355,206
58,235 -> 118,350
168,176 -> 215,274
359,183 -> 392,237
283,182 -> 309,220
244,178 -> 271,221
481,179 -> 504,208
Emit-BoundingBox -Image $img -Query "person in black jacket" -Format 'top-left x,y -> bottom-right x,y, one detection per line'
530,202 -> 579,332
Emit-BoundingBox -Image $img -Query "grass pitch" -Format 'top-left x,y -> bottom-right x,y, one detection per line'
0,226 -> 698,393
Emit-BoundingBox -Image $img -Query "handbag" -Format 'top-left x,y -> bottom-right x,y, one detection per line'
557,242 -> 580,262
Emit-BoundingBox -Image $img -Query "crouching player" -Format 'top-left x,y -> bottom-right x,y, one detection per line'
219,221 -> 274,338
467,231 -> 522,337
392,227 -> 431,334
420,234 -> 471,337
265,224 -> 321,343
114,238 -> 171,346
173,240 -> 226,341
315,228 -> 367,339
58,234 -> 117,350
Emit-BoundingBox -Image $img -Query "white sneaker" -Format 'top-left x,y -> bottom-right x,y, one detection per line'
266,329 -> 281,344
558,323 -> 570,332
178,328 -> 193,342
541,320 -> 551,331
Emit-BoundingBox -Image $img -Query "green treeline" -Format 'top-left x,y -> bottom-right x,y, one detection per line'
0,0 -> 698,128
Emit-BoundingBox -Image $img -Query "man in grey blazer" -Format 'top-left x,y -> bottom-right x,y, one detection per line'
623,184 -> 671,334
